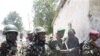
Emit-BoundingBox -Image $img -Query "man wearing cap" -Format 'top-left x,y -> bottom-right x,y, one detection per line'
89,29 -> 100,56
55,28 -> 66,56
89,30 -> 100,48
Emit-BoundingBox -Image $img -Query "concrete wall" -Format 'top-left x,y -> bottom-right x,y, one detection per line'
53,0 -> 90,43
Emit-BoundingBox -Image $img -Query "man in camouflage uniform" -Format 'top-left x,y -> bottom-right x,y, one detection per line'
55,29 -> 65,56
26,26 -> 47,56
25,31 -> 34,56
48,29 -> 65,56
0,24 -> 18,56
82,30 -> 100,56
27,31 -> 34,43
89,30 -> 100,56
48,34 -> 57,56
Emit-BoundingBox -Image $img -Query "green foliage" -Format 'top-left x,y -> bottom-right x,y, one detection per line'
33,0 -> 57,34
3,11 -> 23,31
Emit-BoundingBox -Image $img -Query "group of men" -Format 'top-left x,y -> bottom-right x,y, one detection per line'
0,24 -> 100,56
0,24 -> 47,56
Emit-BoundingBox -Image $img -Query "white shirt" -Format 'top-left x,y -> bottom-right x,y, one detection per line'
95,38 -> 100,48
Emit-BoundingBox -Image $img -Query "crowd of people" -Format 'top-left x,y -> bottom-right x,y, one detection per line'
0,24 -> 100,56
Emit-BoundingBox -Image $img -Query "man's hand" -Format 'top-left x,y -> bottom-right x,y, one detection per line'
90,41 -> 97,47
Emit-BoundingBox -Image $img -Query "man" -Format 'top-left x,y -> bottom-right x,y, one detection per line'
60,29 -> 80,56
25,31 -> 34,56
26,31 -> 34,47
89,30 -> 100,48
26,26 -> 47,56
27,31 -> 34,42
89,30 -> 100,56
0,24 -> 18,56
48,33 -> 61,56
55,29 -> 65,56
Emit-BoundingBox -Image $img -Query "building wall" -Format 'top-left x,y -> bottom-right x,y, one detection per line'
53,0 -> 90,43
89,0 -> 100,31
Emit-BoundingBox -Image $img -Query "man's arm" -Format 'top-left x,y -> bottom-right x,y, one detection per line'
90,38 -> 100,48
95,38 -> 100,48
59,47 -> 80,53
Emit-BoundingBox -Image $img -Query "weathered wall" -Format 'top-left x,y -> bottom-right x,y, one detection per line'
89,0 -> 100,31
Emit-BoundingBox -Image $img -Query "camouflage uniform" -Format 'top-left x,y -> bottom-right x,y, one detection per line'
0,24 -> 18,56
49,29 -> 65,56
26,26 -> 47,56
82,30 -> 100,56
0,41 -> 17,56
82,41 -> 100,56
48,39 -> 59,56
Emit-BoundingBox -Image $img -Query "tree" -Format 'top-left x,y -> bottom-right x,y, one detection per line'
33,0 -> 57,34
3,11 -> 23,31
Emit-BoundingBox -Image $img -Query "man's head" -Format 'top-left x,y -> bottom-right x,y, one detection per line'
3,24 -> 18,42
89,30 -> 99,41
27,31 -> 34,41
56,29 -> 65,40
68,29 -> 75,38
35,26 -> 46,41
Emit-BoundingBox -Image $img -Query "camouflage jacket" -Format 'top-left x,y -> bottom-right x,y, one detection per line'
26,41 -> 47,56
0,41 -> 17,56
82,41 -> 100,56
